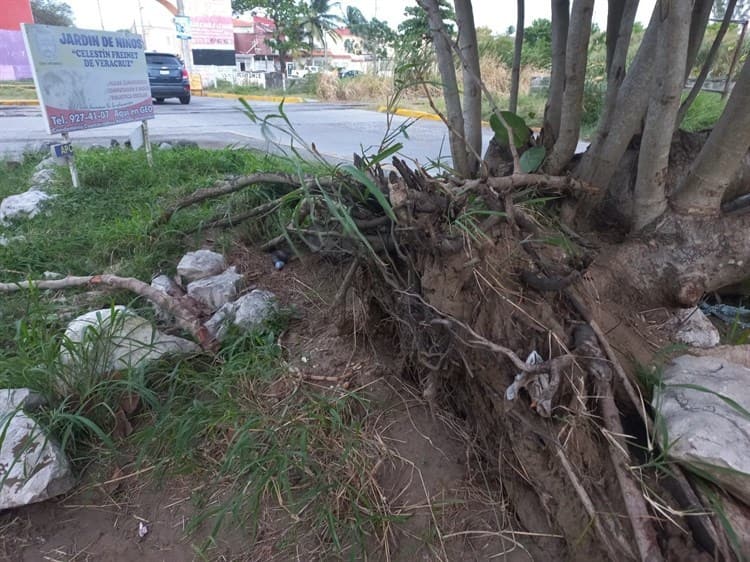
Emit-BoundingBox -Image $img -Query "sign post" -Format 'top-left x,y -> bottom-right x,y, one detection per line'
60,132 -> 79,187
21,24 -> 156,182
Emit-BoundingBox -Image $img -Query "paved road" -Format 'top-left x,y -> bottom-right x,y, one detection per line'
0,96 -> 480,167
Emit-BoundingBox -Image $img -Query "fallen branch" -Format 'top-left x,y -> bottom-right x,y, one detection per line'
0,274 -> 209,347
185,189 -> 302,233
152,173 -> 335,228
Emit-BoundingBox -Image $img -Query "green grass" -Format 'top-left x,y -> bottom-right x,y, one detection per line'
0,145 -> 390,558
680,91 -> 727,132
208,75 -> 320,98
0,80 -> 37,100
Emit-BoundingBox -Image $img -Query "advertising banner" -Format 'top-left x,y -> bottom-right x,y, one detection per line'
185,0 -> 234,50
21,24 -> 153,135
184,0 -> 235,66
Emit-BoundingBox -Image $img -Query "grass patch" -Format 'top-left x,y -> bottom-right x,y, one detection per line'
0,145 -> 391,557
0,80 -> 37,100
681,91 -> 727,132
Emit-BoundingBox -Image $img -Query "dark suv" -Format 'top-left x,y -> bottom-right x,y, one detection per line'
145,52 -> 190,104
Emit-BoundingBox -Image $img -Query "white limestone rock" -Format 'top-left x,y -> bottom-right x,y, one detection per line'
671,307 -> 720,349
204,290 -> 277,340
0,388 -> 74,510
654,355 -> 750,504
176,250 -> 227,283
186,266 -> 243,311
0,190 -> 52,225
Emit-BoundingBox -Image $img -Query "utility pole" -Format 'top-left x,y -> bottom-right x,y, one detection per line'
137,0 -> 148,49
175,0 -> 193,71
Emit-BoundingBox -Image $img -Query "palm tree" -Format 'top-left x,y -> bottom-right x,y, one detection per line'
303,0 -> 344,66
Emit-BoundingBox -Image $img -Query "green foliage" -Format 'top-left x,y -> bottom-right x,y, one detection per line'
713,0 -> 750,19
521,19 -> 552,69
476,26 -> 514,65
520,146 -> 546,173
231,0 -> 309,70
490,111 -> 530,148
394,1 -> 455,71
344,6 -> 396,59
31,0 -> 74,26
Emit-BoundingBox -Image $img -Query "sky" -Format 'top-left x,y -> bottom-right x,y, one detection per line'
66,0 -> 659,35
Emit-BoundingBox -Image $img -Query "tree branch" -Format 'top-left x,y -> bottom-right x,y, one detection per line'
673,53 -> 750,213
545,0 -> 595,175
677,0 -> 738,126
542,0 -> 569,148
632,0 -> 692,230
509,0 -> 524,114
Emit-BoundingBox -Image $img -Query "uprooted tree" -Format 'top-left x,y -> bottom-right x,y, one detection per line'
31,0 -> 748,559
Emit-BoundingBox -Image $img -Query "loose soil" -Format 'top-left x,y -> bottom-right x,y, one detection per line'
0,246 -> 532,561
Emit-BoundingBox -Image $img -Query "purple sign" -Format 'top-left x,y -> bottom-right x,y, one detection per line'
0,30 -> 32,80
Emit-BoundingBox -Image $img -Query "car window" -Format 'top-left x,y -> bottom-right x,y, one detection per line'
147,55 -> 180,67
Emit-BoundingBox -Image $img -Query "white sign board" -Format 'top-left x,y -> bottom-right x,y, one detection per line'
21,24 -> 154,135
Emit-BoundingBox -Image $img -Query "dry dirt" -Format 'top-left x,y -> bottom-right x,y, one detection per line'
0,246 -> 532,562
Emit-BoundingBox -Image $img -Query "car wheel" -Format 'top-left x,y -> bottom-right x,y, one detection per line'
179,95 -> 190,105
154,98 -> 164,104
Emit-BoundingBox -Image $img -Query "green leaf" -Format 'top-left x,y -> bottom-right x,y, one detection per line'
341,164 -> 397,222
490,111 -> 530,148
520,146 -> 546,173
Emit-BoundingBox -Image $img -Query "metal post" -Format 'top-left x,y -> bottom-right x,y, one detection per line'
141,120 -> 153,167
723,20 -> 748,98
61,133 -> 79,188
175,0 -> 192,72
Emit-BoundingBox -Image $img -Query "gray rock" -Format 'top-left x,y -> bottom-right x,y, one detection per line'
186,267 -> 243,311
205,289 -> 277,340
30,167 -> 56,189
0,388 -> 74,510
159,142 -> 173,150
35,157 -> 59,171
671,307 -> 720,348
0,190 -> 52,225
151,274 -> 183,297
654,355 -> 750,504
176,250 -> 227,283
150,275 -> 183,322
60,306 -> 199,378
234,290 -> 277,329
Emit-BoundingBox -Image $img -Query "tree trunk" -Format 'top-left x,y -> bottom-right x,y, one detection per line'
455,0 -> 482,176
677,0 -> 738,125
545,0 -> 595,175
599,0 -> 639,158
605,0 -> 626,78
685,0 -> 714,81
673,55 -> 750,213
418,0 -> 470,178
542,0 -> 569,149
631,0 -> 691,230
509,0 -> 524,114
575,4 -> 659,189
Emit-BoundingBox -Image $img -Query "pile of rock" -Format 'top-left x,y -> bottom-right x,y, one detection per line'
0,156 -> 59,239
0,248 -> 278,511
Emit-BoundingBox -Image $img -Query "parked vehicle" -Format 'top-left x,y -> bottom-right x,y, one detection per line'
145,52 -> 191,104
339,69 -> 362,79
290,65 -> 320,79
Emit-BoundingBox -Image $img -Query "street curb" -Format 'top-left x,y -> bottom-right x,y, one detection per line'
0,99 -> 39,106
204,92 -> 305,103
376,105 -> 442,121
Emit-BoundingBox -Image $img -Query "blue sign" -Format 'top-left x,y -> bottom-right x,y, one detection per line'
51,142 -> 73,159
